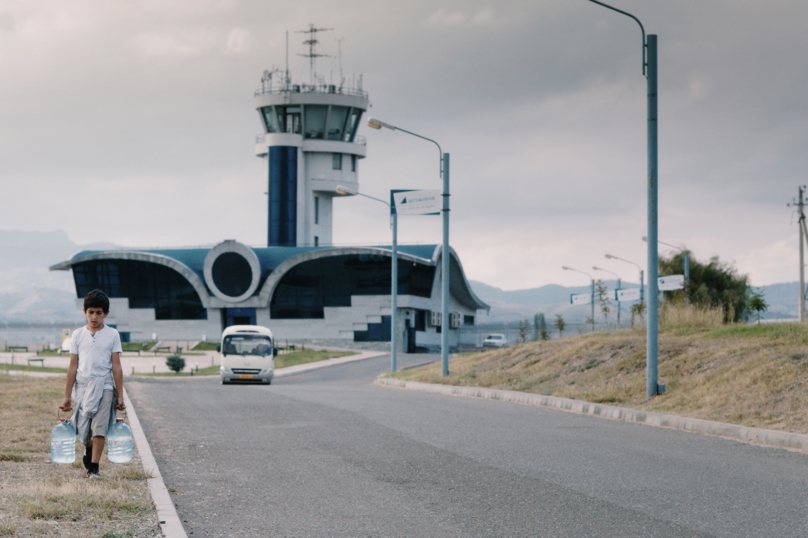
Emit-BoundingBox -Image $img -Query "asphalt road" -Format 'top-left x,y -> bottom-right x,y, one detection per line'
126,354 -> 808,538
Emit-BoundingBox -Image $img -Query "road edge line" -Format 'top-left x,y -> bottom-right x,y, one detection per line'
123,388 -> 188,538
373,378 -> 808,454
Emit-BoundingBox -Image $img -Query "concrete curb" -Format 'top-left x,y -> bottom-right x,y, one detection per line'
373,378 -> 808,454
123,388 -> 187,538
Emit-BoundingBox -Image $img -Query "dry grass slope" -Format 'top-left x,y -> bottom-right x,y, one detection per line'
392,305 -> 808,434
0,375 -> 160,537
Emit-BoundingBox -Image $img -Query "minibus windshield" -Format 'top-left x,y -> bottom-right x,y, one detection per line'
222,335 -> 272,356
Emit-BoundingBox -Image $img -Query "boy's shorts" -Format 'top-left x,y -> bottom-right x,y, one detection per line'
90,390 -> 114,439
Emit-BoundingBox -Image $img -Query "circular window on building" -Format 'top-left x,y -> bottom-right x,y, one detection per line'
211,252 -> 253,298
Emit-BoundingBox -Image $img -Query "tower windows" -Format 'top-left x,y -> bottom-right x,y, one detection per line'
351,155 -> 357,172
261,107 -> 279,133
314,196 -> 320,224
332,153 -> 342,170
276,106 -> 301,134
304,105 -> 328,139
326,106 -> 350,140
344,108 -> 362,141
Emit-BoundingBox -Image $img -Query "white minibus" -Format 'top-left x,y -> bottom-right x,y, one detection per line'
217,325 -> 274,385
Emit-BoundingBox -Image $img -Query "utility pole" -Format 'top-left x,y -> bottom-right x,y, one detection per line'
801,187 -> 806,323
791,187 -> 807,321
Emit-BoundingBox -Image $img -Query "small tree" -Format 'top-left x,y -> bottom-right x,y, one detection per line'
630,301 -> 646,328
518,319 -> 529,344
166,355 -> 185,374
534,313 -> 549,341
554,314 -> 566,339
748,288 -> 768,324
595,279 -> 611,330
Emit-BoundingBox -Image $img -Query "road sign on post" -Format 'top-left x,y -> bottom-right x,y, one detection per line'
615,288 -> 641,302
571,293 -> 592,305
658,275 -> 684,291
391,190 -> 441,216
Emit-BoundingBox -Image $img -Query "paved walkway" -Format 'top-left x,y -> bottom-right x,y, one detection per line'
0,350 -> 220,374
0,347 -> 395,376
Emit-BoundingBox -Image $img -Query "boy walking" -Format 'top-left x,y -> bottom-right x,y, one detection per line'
59,289 -> 125,476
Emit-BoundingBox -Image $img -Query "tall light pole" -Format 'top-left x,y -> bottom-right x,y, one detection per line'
562,266 -> 595,333
643,236 -> 689,304
367,117 -> 451,376
605,254 -> 644,304
336,185 -> 399,372
593,266 -> 621,327
589,0 -> 659,397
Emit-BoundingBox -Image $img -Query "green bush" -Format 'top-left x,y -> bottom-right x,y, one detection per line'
165,355 -> 185,373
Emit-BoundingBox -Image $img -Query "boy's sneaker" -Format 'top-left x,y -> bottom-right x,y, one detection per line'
87,463 -> 100,477
83,448 -> 92,470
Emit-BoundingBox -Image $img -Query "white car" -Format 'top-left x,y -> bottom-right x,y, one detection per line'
482,334 -> 508,348
218,325 -> 275,385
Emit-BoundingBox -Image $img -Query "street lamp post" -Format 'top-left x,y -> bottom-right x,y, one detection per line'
367,117 -> 451,376
562,266 -> 595,333
588,0 -> 659,397
593,266 -> 621,327
605,254 -> 644,304
336,185 -> 399,373
643,236 -> 689,303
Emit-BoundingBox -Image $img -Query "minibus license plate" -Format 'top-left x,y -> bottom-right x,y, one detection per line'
239,375 -> 253,379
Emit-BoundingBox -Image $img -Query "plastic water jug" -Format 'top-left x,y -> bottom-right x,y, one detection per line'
51,419 -> 76,464
107,419 -> 133,463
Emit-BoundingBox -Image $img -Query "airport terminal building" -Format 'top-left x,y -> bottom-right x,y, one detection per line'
50,64 -> 488,350
51,241 -> 487,351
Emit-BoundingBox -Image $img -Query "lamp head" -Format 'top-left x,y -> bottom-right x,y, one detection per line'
366,117 -> 396,131
335,185 -> 357,196
593,266 -> 601,271
562,266 -> 571,271
642,236 -> 648,242
605,254 -> 614,259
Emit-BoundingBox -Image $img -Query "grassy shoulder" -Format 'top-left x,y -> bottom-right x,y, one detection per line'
275,349 -> 355,369
389,311 -> 808,434
1,363 -> 68,374
0,375 -> 157,537
137,349 -> 356,376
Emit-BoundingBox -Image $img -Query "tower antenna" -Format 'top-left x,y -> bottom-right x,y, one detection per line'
285,30 -> 289,90
336,37 -> 345,89
296,23 -> 333,86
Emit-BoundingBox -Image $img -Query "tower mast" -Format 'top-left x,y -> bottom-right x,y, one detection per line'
296,24 -> 333,86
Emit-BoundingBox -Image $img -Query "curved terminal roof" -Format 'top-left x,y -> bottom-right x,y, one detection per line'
50,244 -> 488,311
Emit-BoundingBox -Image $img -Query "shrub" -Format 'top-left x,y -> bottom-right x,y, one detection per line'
659,302 -> 723,331
165,355 -> 185,373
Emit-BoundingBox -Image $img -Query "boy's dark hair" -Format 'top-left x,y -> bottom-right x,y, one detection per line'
84,290 -> 110,313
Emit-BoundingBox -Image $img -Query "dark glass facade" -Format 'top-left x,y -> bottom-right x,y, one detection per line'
212,252 -> 252,297
353,315 -> 391,342
72,260 -> 206,320
271,255 -> 435,319
222,308 -> 257,328
268,146 -> 297,246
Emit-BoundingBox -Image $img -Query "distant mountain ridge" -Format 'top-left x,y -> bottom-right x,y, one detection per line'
0,229 -> 800,323
469,280 -> 799,322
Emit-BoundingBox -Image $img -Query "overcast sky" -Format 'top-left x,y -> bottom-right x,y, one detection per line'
2,0 -> 807,290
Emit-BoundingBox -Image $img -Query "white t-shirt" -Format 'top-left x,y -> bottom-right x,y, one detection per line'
70,325 -> 122,390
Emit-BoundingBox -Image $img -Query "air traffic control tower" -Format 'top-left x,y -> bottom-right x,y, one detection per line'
253,27 -> 368,247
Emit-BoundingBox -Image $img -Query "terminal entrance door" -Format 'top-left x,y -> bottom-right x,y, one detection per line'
222,308 -> 256,329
